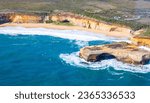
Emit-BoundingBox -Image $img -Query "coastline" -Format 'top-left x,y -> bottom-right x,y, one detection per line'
0,23 -> 132,38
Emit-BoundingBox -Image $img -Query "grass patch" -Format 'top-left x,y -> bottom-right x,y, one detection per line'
45,20 -> 74,26
45,20 -> 53,23
53,21 -> 74,26
143,28 -> 150,37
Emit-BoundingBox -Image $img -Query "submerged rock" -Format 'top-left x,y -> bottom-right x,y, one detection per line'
79,42 -> 150,65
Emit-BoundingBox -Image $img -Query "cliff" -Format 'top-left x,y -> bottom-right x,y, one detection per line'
0,13 -> 14,24
79,42 -> 150,65
9,14 -> 43,23
0,12 -> 132,37
0,12 -> 46,24
50,12 -> 132,36
131,36 -> 150,47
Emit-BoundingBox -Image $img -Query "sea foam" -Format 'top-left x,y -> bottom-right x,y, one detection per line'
0,26 -> 129,42
60,52 -> 150,73
139,46 -> 150,51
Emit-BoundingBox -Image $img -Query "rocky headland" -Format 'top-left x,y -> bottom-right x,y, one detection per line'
79,42 -> 150,65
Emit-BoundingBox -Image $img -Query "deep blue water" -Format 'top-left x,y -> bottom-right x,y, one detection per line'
0,32 -> 150,86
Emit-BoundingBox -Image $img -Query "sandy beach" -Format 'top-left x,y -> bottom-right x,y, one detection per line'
0,23 -> 132,38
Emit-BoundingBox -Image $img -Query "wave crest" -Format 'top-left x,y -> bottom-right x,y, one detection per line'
59,52 -> 150,73
0,26 -> 129,42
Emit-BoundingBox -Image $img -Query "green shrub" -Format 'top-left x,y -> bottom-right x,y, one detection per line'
52,21 -> 74,26
143,28 -> 150,36
45,20 -> 53,23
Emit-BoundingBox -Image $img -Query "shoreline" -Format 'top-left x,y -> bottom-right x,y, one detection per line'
0,23 -> 132,38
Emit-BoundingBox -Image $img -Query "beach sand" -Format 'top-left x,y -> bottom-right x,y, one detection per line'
0,23 -> 131,38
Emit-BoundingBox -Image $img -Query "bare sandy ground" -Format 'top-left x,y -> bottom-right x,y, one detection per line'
0,23 -> 131,38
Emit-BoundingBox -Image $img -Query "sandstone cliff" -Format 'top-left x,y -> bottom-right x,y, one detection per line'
79,42 -> 150,65
0,13 -> 44,23
0,12 -> 132,36
131,36 -> 150,47
0,13 -> 14,23
9,14 -> 42,23
50,12 -> 132,36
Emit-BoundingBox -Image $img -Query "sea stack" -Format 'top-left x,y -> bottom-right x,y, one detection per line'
79,42 -> 150,65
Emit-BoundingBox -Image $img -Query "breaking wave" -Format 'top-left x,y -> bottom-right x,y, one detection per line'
59,52 -> 150,73
139,46 -> 150,51
0,26 -> 129,42
74,41 -> 89,47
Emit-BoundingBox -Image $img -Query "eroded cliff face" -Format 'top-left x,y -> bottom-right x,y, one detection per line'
0,12 -> 132,36
131,37 -> 150,47
0,13 -> 43,23
0,13 -> 14,24
50,12 -> 132,35
9,14 -> 42,23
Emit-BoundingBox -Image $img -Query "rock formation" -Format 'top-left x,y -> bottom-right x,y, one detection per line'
50,12 -> 132,36
0,13 -> 14,24
131,36 -> 150,47
0,13 -> 42,24
79,42 -> 150,65
9,14 -> 43,23
0,12 -> 132,36
0,12 -> 132,37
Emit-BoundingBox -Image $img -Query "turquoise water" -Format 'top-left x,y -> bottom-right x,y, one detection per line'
0,27 -> 150,86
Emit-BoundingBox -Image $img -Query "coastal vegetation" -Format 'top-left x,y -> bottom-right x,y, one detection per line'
143,28 -> 150,37
52,21 -> 74,26
46,20 -> 74,26
74,10 -> 150,31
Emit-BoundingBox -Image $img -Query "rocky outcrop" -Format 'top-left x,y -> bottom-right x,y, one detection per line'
131,37 -> 150,47
0,13 -> 44,23
50,12 -> 132,35
79,42 -> 150,65
0,13 -> 14,24
9,14 -> 43,23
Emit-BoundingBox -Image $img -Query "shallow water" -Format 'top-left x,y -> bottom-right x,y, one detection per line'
0,27 -> 150,86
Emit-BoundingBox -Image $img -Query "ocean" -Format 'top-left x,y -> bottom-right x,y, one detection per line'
0,27 -> 150,86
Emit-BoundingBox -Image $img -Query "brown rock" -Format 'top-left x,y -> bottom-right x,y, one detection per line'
50,12 -> 131,35
9,14 -> 42,23
131,37 -> 150,47
79,42 -> 150,65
